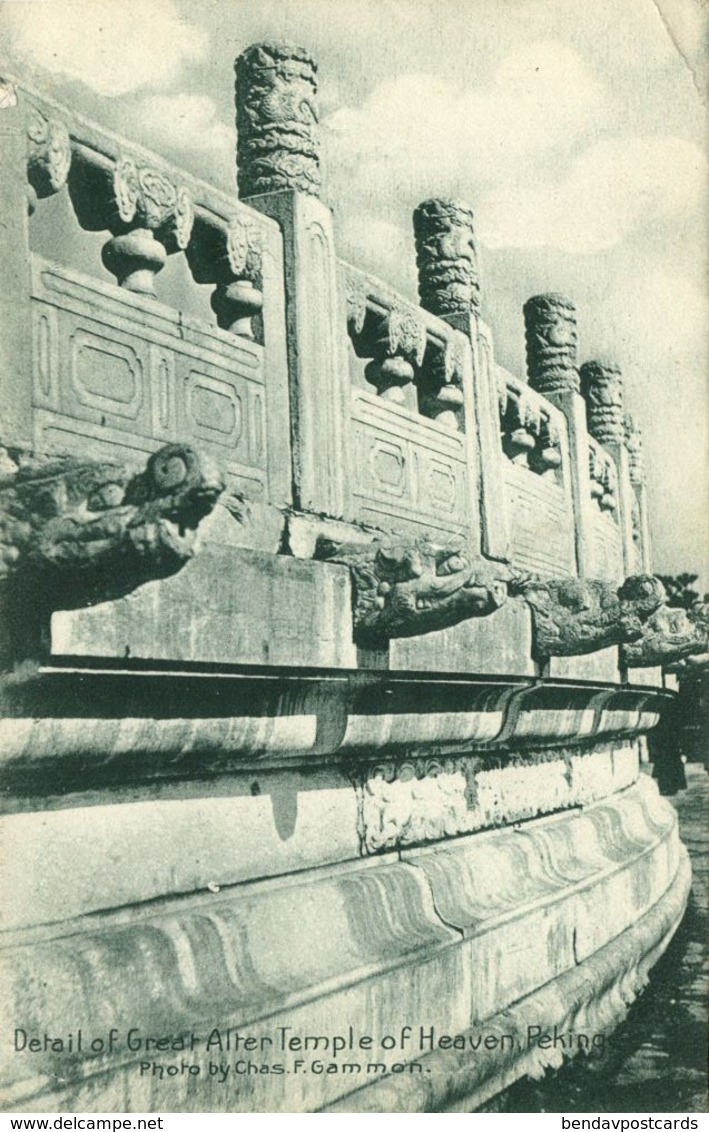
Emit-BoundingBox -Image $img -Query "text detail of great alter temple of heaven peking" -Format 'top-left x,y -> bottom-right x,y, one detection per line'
0,41 -> 706,1114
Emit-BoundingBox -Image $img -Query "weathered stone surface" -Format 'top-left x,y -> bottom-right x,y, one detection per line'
87,155 -> 195,294
413,197 -> 480,318
509,573 -> 666,658
580,359 -> 624,446
235,42 -> 320,198
391,599 -> 535,676
0,777 -> 686,1114
549,645 -> 621,683
0,443 -> 223,663
52,547 -> 357,668
1,768 -> 360,929
317,535 -> 508,644
524,293 -> 580,396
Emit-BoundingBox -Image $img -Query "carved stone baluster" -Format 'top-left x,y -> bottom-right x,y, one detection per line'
26,108 -> 72,215
101,158 -> 194,296
530,415 -> 562,473
413,198 -> 481,320
503,392 -> 539,466
523,294 -> 580,396
580,360 -> 624,446
235,42 -> 320,199
419,339 -> 465,430
211,213 -> 264,337
365,307 -> 426,404
599,455 -> 618,513
589,446 -> 605,501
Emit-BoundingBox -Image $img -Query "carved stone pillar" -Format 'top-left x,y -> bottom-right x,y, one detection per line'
100,158 -> 194,296
580,360 -> 624,446
577,357 -> 632,573
624,413 -> 652,572
413,198 -> 480,319
236,44 -> 349,517
523,293 -> 593,574
411,197 -> 504,556
235,42 -> 320,199
523,293 -> 580,396
625,413 -> 646,488
412,198 -> 475,432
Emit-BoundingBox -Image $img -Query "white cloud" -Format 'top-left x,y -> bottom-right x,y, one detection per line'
478,137 -> 706,253
324,40 -> 608,191
2,0 -> 207,96
133,94 -> 234,158
336,215 -> 417,294
596,269 -> 709,372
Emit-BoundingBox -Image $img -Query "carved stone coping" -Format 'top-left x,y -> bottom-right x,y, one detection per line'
21,85 -> 236,222
497,372 -> 563,474
0,662 -> 672,802
341,262 -> 455,351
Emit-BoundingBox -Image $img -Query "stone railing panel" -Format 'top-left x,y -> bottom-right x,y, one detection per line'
587,436 -> 624,581
6,86 -> 292,511
341,262 -> 480,546
496,365 -> 576,577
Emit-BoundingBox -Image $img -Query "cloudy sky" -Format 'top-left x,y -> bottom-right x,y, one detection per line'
1,0 -> 707,584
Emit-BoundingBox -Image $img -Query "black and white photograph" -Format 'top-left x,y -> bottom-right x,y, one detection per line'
0,0 -> 706,1118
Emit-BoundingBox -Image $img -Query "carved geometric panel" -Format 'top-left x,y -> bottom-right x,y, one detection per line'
29,256 -> 268,497
505,463 -> 576,576
70,328 -> 143,418
368,438 -> 406,497
187,371 -> 244,444
350,390 -> 469,537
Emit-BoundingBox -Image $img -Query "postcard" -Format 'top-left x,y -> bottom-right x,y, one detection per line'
0,0 -> 706,1117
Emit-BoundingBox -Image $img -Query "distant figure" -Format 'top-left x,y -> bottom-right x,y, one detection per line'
648,692 -> 687,794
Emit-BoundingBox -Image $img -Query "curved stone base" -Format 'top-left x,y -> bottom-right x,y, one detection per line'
0,777 -> 689,1113
325,846 -> 691,1112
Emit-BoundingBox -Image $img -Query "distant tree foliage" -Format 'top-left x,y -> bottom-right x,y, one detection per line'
657,573 -> 707,611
